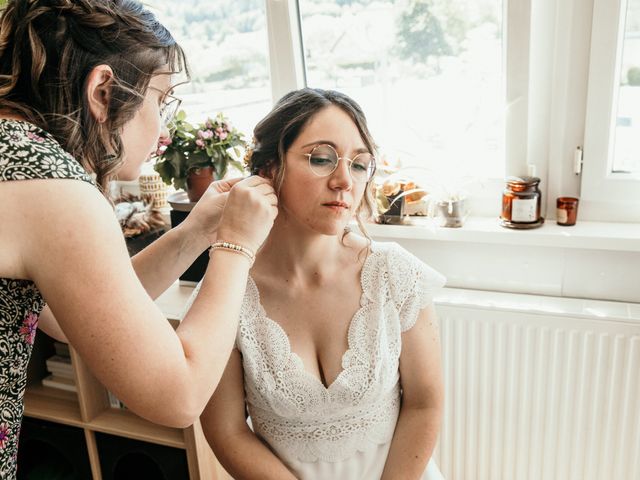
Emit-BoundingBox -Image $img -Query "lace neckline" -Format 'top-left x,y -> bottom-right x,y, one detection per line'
247,242 -> 382,391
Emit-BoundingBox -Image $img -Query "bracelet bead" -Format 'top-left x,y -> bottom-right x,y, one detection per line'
210,241 -> 256,265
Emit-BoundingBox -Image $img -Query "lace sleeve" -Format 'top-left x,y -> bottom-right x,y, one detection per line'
387,245 -> 446,332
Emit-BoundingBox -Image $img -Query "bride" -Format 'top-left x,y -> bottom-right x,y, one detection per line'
197,88 -> 446,479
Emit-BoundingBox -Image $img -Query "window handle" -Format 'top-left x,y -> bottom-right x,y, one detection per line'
573,146 -> 583,175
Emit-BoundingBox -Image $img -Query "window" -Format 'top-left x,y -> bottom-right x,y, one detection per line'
297,0 -> 505,181
611,0 -> 640,175
150,0 -> 272,135
581,0 -> 640,221
145,0 -> 640,223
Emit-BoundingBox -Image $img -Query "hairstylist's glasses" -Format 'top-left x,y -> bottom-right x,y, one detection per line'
304,144 -> 376,183
159,92 -> 181,132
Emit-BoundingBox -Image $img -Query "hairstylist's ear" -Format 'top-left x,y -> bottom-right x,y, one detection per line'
85,65 -> 114,124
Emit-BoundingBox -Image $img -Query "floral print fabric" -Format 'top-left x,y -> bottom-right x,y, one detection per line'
0,119 -> 93,478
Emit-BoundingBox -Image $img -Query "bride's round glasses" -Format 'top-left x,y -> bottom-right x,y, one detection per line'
304,144 -> 376,183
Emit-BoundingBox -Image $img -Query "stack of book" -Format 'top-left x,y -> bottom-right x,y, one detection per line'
107,390 -> 126,410
42,342 -> 76,393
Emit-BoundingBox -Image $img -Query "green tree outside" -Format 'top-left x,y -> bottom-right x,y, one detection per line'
396,0 -> 452,66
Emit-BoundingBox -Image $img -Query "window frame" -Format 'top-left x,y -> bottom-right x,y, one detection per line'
265,0 -> 640,223
580,0 -> 640,222
267,0 -> 533,218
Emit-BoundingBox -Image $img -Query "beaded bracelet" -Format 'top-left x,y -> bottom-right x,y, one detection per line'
210,241 -> 256,265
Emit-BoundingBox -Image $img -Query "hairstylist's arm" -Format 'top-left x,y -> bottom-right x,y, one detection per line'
37,177 -> 241,343
201,349 -> 298,480
381,305 -> 444,479
18,176 -> 276,428
131,177 -> 242,299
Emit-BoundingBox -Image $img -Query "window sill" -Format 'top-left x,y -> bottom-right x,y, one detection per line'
365,217 -> 640,252
436,288 -> 640,324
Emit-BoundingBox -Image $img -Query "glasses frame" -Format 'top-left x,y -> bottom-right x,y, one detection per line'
159,92 -> 182,133
149,85 -> 182,133
303,143 -> 376,183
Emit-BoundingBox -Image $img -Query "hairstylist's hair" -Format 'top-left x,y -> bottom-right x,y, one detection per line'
0,0 -> 188,192
247,87 -> 377,237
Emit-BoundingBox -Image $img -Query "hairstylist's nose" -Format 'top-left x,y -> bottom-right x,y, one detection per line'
329,158 -> 353,191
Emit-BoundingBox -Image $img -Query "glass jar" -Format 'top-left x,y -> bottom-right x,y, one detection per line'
556,196 -> 579,226
500,176 -> 543,228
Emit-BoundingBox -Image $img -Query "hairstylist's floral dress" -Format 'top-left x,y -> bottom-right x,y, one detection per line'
0,119 -> 93,478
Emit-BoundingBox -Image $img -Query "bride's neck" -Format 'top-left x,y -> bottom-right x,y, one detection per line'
256,216 -> 346,283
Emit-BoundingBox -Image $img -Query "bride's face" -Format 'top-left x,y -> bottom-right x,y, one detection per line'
278,105 -> 371,236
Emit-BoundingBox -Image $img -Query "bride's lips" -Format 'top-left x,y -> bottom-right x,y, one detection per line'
322,202 -> 349,209
322,201 -> 350,210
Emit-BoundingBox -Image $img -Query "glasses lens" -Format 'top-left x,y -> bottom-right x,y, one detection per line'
308,145 -> 338,176
161,98 -> 180,132
350,153 -> 375,182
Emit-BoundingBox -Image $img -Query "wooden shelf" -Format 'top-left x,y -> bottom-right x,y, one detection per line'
22,286 -> 224,478
89,407 -> 185,449
24,383 -> 83,427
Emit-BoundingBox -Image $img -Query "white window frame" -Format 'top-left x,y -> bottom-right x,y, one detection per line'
265,0 -> 306,101
581,0 -> 640,222
266,0 -> 533,218
264,0 -> 640,224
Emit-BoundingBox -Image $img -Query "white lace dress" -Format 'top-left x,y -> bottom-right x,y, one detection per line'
236,241 -> 446,480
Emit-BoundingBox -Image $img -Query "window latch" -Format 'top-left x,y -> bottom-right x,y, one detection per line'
573,146 -> 583,175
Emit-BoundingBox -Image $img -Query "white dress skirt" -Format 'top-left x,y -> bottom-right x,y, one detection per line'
283,440 -> 445,479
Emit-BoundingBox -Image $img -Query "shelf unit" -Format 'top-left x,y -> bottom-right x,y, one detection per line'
24,282 -> 230,480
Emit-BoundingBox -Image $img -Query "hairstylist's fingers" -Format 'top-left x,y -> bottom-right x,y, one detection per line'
253,182 -> 276,196
216,177 -> 278,253
266,192 -> 278,207
242,175 -> 272,188
209,176 -> 243,194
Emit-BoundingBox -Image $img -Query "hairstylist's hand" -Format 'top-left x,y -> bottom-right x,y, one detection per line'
215,176 -> 278,253
185,177 -> 244,246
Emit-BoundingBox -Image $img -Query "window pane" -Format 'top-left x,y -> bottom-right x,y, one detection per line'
298,0 -> 504,179
612,0 -> 640,174
150,0 -> 271,136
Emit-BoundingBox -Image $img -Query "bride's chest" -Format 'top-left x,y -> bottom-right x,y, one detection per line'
258,284 -> 362,386
240,295 -> 403,413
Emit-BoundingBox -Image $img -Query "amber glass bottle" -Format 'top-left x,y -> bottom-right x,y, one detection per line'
500,176 -> 542,227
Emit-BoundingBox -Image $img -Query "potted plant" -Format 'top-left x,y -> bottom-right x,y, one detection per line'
154,111 -> 246,202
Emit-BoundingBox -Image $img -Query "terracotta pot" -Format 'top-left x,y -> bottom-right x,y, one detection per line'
186,166 -> 214,202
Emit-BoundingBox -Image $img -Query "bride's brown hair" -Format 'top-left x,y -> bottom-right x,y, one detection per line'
0,0 -> 188,191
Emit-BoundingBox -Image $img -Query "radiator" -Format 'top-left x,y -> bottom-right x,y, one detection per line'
432,292 -> 640,480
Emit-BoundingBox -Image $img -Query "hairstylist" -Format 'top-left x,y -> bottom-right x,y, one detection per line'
0,0 -> 277,475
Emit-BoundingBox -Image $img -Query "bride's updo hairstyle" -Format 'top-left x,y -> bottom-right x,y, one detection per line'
0,0 -> 188,191
246,87 -> 377,237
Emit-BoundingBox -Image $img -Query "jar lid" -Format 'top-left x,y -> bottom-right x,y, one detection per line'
506,176 -> 540,186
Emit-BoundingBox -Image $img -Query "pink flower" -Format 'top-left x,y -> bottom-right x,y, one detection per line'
158,137 -> 172,147
0,423 -> 9,449
205,121 -> 213,129
19,312 -> 38,345
215,127 -> 228,140
197,129 -> 213,140
195,139 -> 205,148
